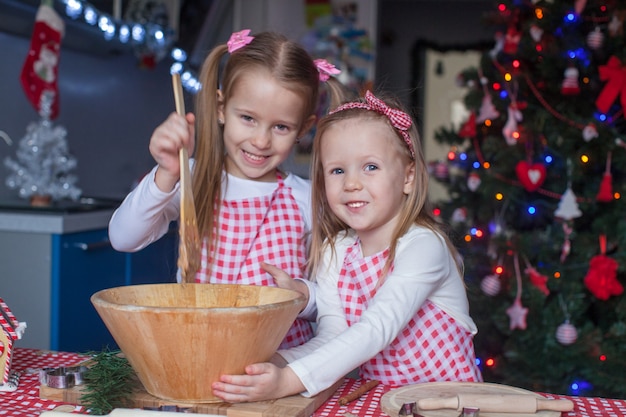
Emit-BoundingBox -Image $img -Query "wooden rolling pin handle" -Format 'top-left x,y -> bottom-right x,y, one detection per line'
537,398 -> 575,412
418,394 -> 574,413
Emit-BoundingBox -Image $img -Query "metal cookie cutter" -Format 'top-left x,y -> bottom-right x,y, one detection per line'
45,368 -> 75,389
42,366 -> 88,389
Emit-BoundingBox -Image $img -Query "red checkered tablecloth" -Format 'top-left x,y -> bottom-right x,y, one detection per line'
2,348 -> 626,417
0,348 -> 87,416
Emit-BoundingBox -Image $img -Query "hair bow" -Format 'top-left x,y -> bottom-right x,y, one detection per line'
329,91 -> 415,159
314,59 -> 341,82
227,29 -> 254,53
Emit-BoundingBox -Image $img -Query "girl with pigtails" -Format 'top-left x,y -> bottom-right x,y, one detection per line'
109,30 -> 348,349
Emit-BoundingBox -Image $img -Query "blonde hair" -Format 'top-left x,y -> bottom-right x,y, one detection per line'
308,92 -> 463,280
192,31 -> 347,274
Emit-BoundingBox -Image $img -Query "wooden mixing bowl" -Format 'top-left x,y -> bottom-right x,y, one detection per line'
91,283 -> 306,402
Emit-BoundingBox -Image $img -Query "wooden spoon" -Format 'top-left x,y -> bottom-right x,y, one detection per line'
172,73 -> 201,282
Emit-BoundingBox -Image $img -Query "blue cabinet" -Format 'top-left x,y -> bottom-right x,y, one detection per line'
52,227 -> 178,352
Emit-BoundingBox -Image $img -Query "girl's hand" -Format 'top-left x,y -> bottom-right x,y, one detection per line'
261,262 -> 309,302
211,362 -> 304,403
150,112 -> 196,192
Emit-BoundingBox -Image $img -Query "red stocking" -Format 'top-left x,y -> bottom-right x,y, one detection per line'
20,2 -> 64,119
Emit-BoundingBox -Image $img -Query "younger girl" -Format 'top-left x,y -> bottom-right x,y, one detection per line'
212,91 -> 483,401
108,30 -> 345,349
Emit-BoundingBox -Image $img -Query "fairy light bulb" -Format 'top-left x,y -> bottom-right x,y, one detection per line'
512,60 -> 520,69
614,192 -> 621,199
504,73 -> 512,81
495,265 -> 504,274
599,355 -> 607,361
535,8 -> 543,19
485,120 -> 492,127
485,358 -> 495,367
493,82 -> 501,90
483,162 -> 491,169
495,193 -> 504,200
447,151 -> 456,160
581,154 -> 589,163
554,271 -> 561,279
498,3 -> 506,12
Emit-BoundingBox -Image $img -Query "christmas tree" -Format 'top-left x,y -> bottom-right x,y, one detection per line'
433,1 -> 626,398
4,91 -> 81,204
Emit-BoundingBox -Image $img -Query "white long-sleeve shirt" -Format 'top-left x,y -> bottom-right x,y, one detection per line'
279,225 -> 478,396
108,163 -> 317,318
109,163 -> 312,252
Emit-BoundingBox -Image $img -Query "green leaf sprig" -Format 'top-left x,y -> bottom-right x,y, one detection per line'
80,348 -> 136,415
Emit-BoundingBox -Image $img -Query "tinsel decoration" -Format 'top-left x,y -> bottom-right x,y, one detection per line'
583,235 -> 623,301
596,152 -> 613,202
4,91 -> 81,203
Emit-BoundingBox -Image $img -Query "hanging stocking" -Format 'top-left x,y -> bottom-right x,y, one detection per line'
523,257 -> 549,296
503,104 -> 523,145
596,152 -> 613,202
20,0 -> 64,120
583,235 -> 623,300
476,94 -> 500,123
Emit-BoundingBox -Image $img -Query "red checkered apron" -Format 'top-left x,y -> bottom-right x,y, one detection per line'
337,240 -> 482,386
195,174 -> 313,349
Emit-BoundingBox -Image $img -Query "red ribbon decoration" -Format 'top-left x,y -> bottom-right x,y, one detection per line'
596,56 -> 626,113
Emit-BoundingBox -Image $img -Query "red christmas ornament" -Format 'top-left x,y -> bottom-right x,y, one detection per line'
503,26 -> 521,55
596,56 -> 626,114
515,161 -> 547,192
525,266 -> 549,296
584,235 -> 623,300
458,112 -> 477,138
596,152 -> 613,202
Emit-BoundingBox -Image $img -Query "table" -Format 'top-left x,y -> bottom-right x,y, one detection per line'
2,348 -> 626,417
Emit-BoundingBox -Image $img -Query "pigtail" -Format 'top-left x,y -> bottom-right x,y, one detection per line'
193,44 -> 228,250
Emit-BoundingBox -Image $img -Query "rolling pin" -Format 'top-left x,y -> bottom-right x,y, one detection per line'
41,410 -> 222,417
418,394 -> 574,413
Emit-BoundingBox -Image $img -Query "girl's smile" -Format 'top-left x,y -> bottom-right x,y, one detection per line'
219,69 -> 311,182
321,117 -> 415,255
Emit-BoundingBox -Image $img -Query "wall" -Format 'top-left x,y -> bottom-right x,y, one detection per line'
0,1 -> 494,203
0,31 -> 176,201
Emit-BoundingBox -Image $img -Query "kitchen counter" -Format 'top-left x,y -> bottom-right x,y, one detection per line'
0,196 -> 177,352
0,196 -> 120,233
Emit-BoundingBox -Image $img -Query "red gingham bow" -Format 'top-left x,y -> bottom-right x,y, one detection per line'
329,91 -> 415,159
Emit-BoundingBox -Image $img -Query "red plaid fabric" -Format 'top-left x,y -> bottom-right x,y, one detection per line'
337,240 -> 482,386
195,174 -> 313,349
